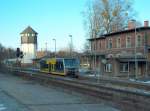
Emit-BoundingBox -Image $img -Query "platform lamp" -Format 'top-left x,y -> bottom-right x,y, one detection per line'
52,38 -> 56,58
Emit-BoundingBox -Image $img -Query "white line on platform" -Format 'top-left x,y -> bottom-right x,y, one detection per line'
0,107 -> 6,111
0,104 -> 7,111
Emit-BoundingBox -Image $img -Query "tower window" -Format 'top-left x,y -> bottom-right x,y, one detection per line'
21,36 -> 28,43
21,34 -> 24,36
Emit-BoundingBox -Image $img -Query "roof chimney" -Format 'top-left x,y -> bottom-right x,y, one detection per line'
128,20 -> 136,29
144,21 -> 149,27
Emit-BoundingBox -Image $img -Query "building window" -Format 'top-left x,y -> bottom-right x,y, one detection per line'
126,36 -> 131,48
99,41 -> 101,49
21,34 -> 24,36
93,43 -> 96,50
91,41 -> 96,51
137,35 -> 142,47
120,63 -> 129,72
107,38 -> 112,49
116,37 -> 121,48
105,64 -> 112,72
32,34 -> 35,36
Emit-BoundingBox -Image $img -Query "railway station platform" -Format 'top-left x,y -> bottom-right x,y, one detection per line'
0,72 -> 120,111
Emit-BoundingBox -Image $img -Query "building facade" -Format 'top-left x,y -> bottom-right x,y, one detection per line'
88,21 -> 150,78
20,26 -> 38,64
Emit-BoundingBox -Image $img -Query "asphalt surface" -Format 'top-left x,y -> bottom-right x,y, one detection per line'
0,72 -> 121,111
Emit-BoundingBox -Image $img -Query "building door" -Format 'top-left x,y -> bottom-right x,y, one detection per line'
138,64 -> 142,75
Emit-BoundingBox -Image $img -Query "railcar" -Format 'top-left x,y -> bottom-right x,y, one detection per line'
39,58 -> 79,77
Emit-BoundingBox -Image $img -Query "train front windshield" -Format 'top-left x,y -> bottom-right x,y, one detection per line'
40,60 -> 48,69
64,59 -> 79,68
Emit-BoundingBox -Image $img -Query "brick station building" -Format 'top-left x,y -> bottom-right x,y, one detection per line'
88,21 -> 150,77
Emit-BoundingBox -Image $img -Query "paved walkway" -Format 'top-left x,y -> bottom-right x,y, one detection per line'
0,72 -> 121,111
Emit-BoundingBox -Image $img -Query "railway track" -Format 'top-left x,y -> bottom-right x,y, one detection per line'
14,67 -> 150,91
7,68 -> 150,111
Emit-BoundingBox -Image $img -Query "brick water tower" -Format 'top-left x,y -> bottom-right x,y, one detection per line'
20,26 -> 38,64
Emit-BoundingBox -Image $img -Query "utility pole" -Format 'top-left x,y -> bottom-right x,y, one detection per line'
45,42 -> 48,56
94,29 -> 97,77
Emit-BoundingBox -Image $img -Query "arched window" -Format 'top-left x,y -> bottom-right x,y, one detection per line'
94,43 -> 96,50
126,36 -> 131,48
137,35 -> 142,47
92,42 -> 96,51
116,37 -> 121,48
107,38 -> 112,49
99,41 -> 101,49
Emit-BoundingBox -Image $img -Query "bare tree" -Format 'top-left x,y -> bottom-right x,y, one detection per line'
0,43 -> 16,63
57,47 -> 70,58
83,0 -> 135,38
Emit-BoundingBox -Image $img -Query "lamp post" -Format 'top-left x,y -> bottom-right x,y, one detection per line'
45,42 -> 48,56
144,32 -> 148,77
93,29 -> 97,77
69,35 -> 73,57
52,39 -> 56,57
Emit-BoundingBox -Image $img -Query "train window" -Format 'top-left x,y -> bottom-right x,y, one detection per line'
64,59 -> 79,68
40,60 -> 48,69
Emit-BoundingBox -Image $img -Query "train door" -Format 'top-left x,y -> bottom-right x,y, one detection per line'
56,60 -> 64,73
52,64 -> 55,71
138,63 -> 142,76
49,58 -> 56,72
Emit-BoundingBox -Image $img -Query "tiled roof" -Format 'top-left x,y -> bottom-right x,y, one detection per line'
88,27 -> 150,41
20,26 -> 38,34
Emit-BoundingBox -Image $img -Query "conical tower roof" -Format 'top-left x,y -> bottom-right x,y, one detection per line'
20,26 -> 38,34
